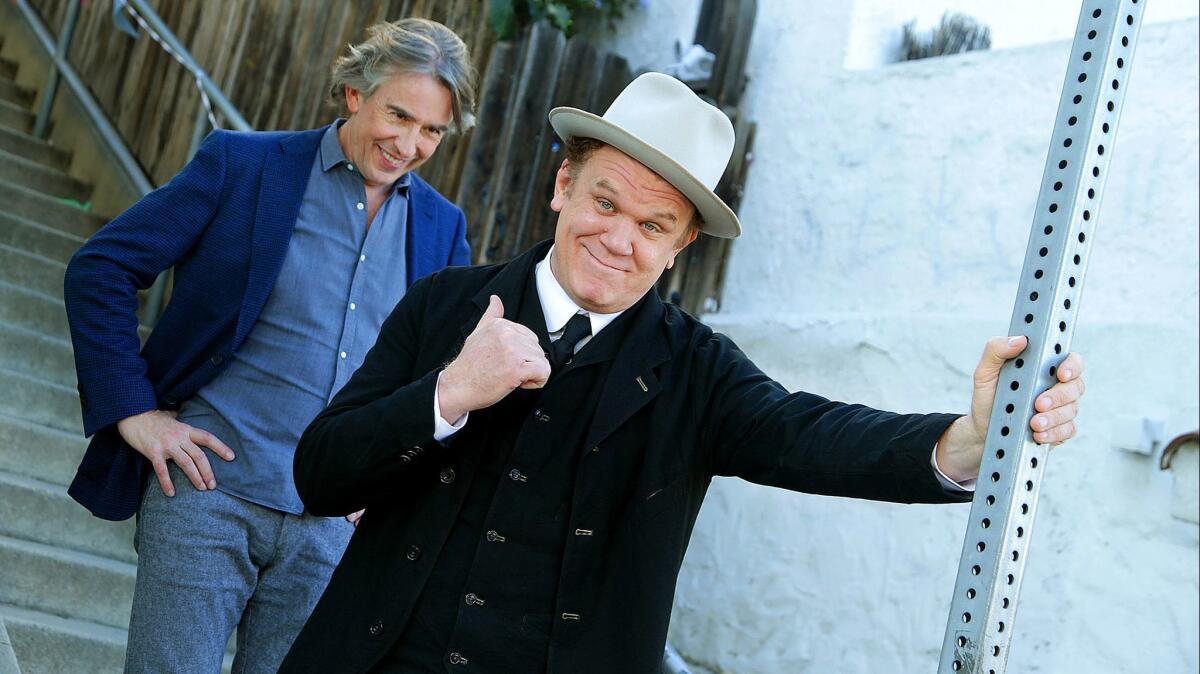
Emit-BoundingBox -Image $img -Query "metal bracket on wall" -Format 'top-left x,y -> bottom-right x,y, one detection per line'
937,2 -> 1145,672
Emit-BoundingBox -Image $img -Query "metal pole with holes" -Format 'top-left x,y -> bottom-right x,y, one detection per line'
938,2 -> 1144,672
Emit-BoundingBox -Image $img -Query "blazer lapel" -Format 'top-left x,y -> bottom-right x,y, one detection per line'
235,130 -> 323,346
405,177 -> 440,287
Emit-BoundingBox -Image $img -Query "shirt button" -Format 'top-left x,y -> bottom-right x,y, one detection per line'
360,254 -> 367,262
508,468 -> 526,482
368,620 -> 384,636
439,468 -> 457,484
448,652 -> 468,665
349,302 -> 357,311
406,545 -> 422,561
339,351 -> 348,359
356,202 -> 365,210
347,163 -> 355,171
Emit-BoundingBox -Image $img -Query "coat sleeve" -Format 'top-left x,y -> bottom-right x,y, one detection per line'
293,274 -> 445,516
695,332 -> 968,504
63,130 -> 229,437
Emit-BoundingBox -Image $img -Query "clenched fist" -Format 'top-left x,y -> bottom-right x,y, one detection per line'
437,295 -> 551,423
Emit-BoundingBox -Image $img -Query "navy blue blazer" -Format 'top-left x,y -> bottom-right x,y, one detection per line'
63,126 -> 470,521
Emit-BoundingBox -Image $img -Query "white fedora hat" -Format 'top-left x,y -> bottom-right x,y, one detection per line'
548,72 -> 741,239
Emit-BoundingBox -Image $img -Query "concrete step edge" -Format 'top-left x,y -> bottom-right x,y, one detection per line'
0,241 -> 64,271
0,469 -> 136,564
0,602 -> 126,647
0,532 -> 135,578
0,125 -> 72,169
0,209 -> 87,245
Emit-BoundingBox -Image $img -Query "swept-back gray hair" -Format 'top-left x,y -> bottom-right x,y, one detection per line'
329,18 -> 476,133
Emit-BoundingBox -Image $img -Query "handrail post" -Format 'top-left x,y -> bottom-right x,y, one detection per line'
32,0 -> 82,138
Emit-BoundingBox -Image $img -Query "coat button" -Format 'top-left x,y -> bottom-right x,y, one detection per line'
406,545 -> 422,561
508,468 -> 526,482
210,353 -> 224,365
368,620 -> 384,636
448,652 -> 468,665
439,468 -> 456,484
464,592 -> 485,606
485,529 -> 506,543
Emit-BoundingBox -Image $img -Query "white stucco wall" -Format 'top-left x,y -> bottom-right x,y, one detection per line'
593,2 -> 1199,672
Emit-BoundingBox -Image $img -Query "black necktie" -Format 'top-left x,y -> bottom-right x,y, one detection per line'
548,312 -> 591,371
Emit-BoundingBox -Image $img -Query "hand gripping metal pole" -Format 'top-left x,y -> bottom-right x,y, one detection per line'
938,2 -> 1145,672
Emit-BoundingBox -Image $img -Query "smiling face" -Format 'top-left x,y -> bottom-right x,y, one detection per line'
548,144 -> 699,314
337,72 -> 452,189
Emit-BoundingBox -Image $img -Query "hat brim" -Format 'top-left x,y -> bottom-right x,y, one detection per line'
549,107 -> 741,239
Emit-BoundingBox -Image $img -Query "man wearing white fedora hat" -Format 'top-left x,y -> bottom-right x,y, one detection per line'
280,73 -> 1085,673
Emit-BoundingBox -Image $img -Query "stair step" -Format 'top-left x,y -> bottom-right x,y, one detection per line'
0,210 -> 86,262
0,413 -> 88,487
0,602 -> 125,674
0,178 -> 106,238
0,147 -> 91,201
0,279 -> 70,340
0,100 -> 32,134
0,125 -> 72,170
0,366 -> 81,434
0,58 -> 15,79
0,534 -> 135,629
0,78 -> 33,108
0,471 -> 135,564
0,242 -> 66,300
0,322 -> 75,387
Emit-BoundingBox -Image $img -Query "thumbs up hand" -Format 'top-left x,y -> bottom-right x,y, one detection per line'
437,295 -> 551,423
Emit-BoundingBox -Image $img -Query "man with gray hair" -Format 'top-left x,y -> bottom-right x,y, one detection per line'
63,17 -> 475,673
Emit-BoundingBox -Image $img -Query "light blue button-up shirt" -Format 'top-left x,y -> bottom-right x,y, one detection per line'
177,122 -> 411,514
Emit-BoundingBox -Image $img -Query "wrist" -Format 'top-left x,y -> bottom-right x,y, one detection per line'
936,416 -> 985,483
437,365 -> 468,424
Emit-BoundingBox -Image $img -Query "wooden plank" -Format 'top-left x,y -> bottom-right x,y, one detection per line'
478,21 -> 565,262
522,36 -> 603,247
455,39 -> 519,263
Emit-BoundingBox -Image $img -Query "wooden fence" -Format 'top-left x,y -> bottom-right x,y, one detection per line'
28,0 -> 755,315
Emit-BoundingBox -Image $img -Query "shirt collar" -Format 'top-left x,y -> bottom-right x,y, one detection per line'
319,120 -> 412,193
534,246 -> 623,336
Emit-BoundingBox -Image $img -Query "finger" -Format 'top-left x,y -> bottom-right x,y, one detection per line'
1030,401 -> 1078,433
166,446 -> 208,492
1034,419 -> 1076,445
517,358 -> 551,389
1034,377 -> 1086,412
478,295 -> 505,327
151,457 -> 175,497
181,439 -> 216,489
190,427 -> 236,461
346,509 -> 364,526
1056,352 -> 1086,382
974,336 -> 1028,386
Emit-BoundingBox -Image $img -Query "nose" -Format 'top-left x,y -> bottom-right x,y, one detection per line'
392,124 -> 420,159
598,218 -> 635,257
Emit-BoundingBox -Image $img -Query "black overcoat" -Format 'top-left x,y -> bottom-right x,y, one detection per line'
281,240 -> 968,673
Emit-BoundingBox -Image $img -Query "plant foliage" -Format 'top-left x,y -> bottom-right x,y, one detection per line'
900,12 -> 992,61
488,0 -> 642,39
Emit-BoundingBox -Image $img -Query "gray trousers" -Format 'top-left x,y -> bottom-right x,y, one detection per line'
125,463 -> 353,673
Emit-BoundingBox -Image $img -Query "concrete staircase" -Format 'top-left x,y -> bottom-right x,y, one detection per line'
0,42 -> 135,674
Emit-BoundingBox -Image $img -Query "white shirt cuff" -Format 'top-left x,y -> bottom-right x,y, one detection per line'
932,444 -> 976,492
432,371 -> 468,441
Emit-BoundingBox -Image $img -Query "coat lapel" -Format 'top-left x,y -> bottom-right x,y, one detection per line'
460,241 -> 554,344
235,129 -> 323,346
582,292 -> 671,451
405,177 -> 440,286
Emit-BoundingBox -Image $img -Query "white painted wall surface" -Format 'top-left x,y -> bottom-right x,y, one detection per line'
845,0 -> 1200,69
590,1 -> 1199,672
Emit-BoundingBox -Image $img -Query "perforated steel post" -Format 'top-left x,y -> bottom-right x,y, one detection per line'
938,2 -> 1144,672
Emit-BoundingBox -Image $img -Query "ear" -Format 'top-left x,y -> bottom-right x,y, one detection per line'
345,85 -> 364,114
665,227 -> 700,269
550,159 -> 573,213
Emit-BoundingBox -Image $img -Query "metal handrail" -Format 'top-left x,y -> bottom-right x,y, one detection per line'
16,0 -> 252,324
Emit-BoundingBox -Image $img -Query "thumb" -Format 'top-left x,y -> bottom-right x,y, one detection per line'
479,295 -> 505,325
971,335 -> 1028,425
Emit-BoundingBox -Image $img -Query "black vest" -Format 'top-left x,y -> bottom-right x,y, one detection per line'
379,272 -> 638,672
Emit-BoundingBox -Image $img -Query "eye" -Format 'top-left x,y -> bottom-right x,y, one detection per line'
641,222 -> 661,233
596,199 -> 614,211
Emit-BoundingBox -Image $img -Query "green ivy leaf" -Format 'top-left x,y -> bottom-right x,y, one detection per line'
489,0 -> 518,40
543,2 -> 573,34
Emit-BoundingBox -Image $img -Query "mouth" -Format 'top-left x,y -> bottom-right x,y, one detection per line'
583,245 -> 627,273
377,145 -> 409,171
